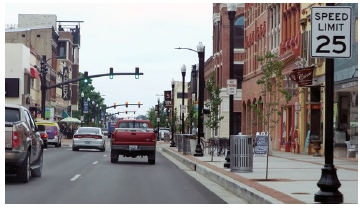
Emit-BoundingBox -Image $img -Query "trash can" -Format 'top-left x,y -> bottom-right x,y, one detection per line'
182,134 -> 194,155
230,135 -> 253,173
164,133 -> 170,142
177,134 -> 183,152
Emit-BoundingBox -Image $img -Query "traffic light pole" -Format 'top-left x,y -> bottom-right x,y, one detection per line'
38,55 -> 143,119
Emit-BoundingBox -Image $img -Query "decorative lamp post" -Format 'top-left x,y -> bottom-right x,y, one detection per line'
170,78 -> 176,147
87,97 -> 91,125
81,92 -> 84,127
181,64 -> 186,134
224,3 -> 237,168
92,101 -> 95,125
96,104 -> 99,127
194,42 -> 205,157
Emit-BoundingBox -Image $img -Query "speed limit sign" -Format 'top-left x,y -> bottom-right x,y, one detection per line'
311,6 -> 352,58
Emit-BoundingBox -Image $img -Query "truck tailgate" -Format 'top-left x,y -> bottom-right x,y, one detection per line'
112,129 -> 155,145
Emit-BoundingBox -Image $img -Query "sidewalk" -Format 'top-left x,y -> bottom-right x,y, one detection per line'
159,142 -> 358,204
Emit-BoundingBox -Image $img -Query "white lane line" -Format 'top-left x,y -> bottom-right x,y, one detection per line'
93,161 -> 98,165
103,155 -> 107,157
70,174 -> 81,181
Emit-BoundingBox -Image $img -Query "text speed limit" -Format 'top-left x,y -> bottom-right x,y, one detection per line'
311,6 -> 352,58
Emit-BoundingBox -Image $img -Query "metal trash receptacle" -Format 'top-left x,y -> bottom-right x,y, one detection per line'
177,134 -> 183,152
182,134 -> 194,155
164,133 -> 170,142
230,135 -> 253,173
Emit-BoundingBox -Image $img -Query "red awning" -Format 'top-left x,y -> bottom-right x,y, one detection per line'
30,68 -> 39,78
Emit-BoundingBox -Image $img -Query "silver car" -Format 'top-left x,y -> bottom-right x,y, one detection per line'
72,127 -> 106,152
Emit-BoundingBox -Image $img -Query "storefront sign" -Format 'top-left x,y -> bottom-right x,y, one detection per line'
254,133 -> 269,156
311,104 -> 322,110
62,67 -> 71,100
289,67 -> 314,86
342,81 -> 357,89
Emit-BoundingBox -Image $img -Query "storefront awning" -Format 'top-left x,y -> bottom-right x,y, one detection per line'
30,68 -> 39,78
62,110 -> 69,118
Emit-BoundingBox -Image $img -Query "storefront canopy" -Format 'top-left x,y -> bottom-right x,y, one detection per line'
60,117 -> 81,124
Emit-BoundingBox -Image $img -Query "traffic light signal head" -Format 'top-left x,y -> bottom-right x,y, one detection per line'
109,67 -> 114,79
84,71 -> 89,84
114,103 -> 116,109
125,110 -> 128,114
134,110 -> 136,114
138,102 -> 141,108
125,101 -> 128,108
135,67 -> 139,79
117,111 -> 120,115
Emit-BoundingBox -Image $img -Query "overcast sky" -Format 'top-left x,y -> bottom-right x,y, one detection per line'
4,2 -> 213,116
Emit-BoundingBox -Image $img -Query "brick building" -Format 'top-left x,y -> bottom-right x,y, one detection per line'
204,3 -> 245,139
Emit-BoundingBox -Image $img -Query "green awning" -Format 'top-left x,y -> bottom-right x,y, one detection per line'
62,110 -> 69,118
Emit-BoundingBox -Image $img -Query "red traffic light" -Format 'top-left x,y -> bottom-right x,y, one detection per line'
125,101 -> 128,108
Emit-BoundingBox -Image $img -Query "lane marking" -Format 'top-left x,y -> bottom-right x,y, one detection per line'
93,161 -> 98,165
103,155 -> 107,157
70,174 -> 81,181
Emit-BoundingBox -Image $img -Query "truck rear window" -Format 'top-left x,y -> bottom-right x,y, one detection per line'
118,122 -> 149,128
5,108 -> 20,122
77,128 -> 100,134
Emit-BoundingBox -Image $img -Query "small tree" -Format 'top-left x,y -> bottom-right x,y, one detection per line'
204,71 -> 224,161
186,101 -> 197,134
251,51 -> 292,180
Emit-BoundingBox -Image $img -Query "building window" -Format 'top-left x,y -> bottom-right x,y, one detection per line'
234,64 -> 243,89
234,15 -> 244,49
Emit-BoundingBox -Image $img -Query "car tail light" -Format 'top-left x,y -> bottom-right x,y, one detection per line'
151,133 -> 156,142
13,132 -> 21,148
40,133 -> 48,138
55,131 -> 58,136
89,135 -> 102,139
74,135 -> 83,138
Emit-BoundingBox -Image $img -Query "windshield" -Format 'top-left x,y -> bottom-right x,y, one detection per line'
118,122 -> 149,129
77,128 -> 100,134
5,108 -> 20,122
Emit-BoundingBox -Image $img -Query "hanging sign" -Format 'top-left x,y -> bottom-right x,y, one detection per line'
311,6 -> 352,58
83,101 -> 89,114
62,67 -> 71,100
164,90 -> 172,108
289,67 -> 314,86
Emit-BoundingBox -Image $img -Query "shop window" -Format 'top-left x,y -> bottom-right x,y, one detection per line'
234,15 -> 244,49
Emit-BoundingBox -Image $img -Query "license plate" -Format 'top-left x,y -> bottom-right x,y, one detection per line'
85,141 -> 91,144
129,145 -> 138,150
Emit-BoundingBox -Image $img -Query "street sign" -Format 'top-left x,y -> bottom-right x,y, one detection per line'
157,117 -> 160,122
180,105 -> 186,114
311,6 -> 352,58
227,79 -> 237,95
62,67 -> 71,100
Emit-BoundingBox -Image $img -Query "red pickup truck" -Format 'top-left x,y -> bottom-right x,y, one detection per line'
110,120 -> 157,164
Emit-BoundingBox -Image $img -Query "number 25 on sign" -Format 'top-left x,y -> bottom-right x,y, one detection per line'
311,6 -> 352,58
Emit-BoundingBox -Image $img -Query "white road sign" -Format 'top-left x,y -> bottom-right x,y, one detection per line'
180,105 -> 186,114
311,6 -> 352,58
227,79 -> 237,95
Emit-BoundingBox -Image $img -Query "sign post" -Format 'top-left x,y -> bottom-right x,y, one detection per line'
312,5 -> 351,204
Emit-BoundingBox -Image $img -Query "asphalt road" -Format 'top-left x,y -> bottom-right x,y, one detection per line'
5,140 -> 226,204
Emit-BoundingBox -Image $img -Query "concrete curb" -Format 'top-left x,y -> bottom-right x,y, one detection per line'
162,147 -> 283,204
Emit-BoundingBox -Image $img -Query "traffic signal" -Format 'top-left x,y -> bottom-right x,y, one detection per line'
84,71 -> 89,84
114,103 -> 116,109
134,110 -> 136,114
138,102 -> 141,108
135,67 -> 139,79
125,110 -> 128,114
125,101 -> 128,108
117,111 -> 120,115
109,67 -> 114,79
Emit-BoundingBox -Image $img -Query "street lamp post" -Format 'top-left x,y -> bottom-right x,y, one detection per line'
194,42 -> 205,157
87,97 -> 91,125
170,79 -> 176,147
96,104 -> 99,127
157,97 -> 160,141
181,64 -> 186,134
224,3 -> 237,168
81,92 -> 84,127
92,101 -> 96,126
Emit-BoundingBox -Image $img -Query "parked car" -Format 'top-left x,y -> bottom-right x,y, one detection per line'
36,124 -> 48,148
159,128 -> 171,141
72,127 -> 106,151
5,104 -> 44,183
111,120 -> 157,164
35,120 -> 61,148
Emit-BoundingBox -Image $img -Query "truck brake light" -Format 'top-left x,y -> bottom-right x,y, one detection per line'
151,133 -> 156,142
40,133 -> 47,138
13,132 -> 21,148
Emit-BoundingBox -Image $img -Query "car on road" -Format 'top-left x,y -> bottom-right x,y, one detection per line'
101,128 -> 108,136
5,104 -> 44,183
111,120 -> 157,164
36,124 -> 48,148
35,120 -> 61,148
159,128 -> 171,141
72,127 -> 106,151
